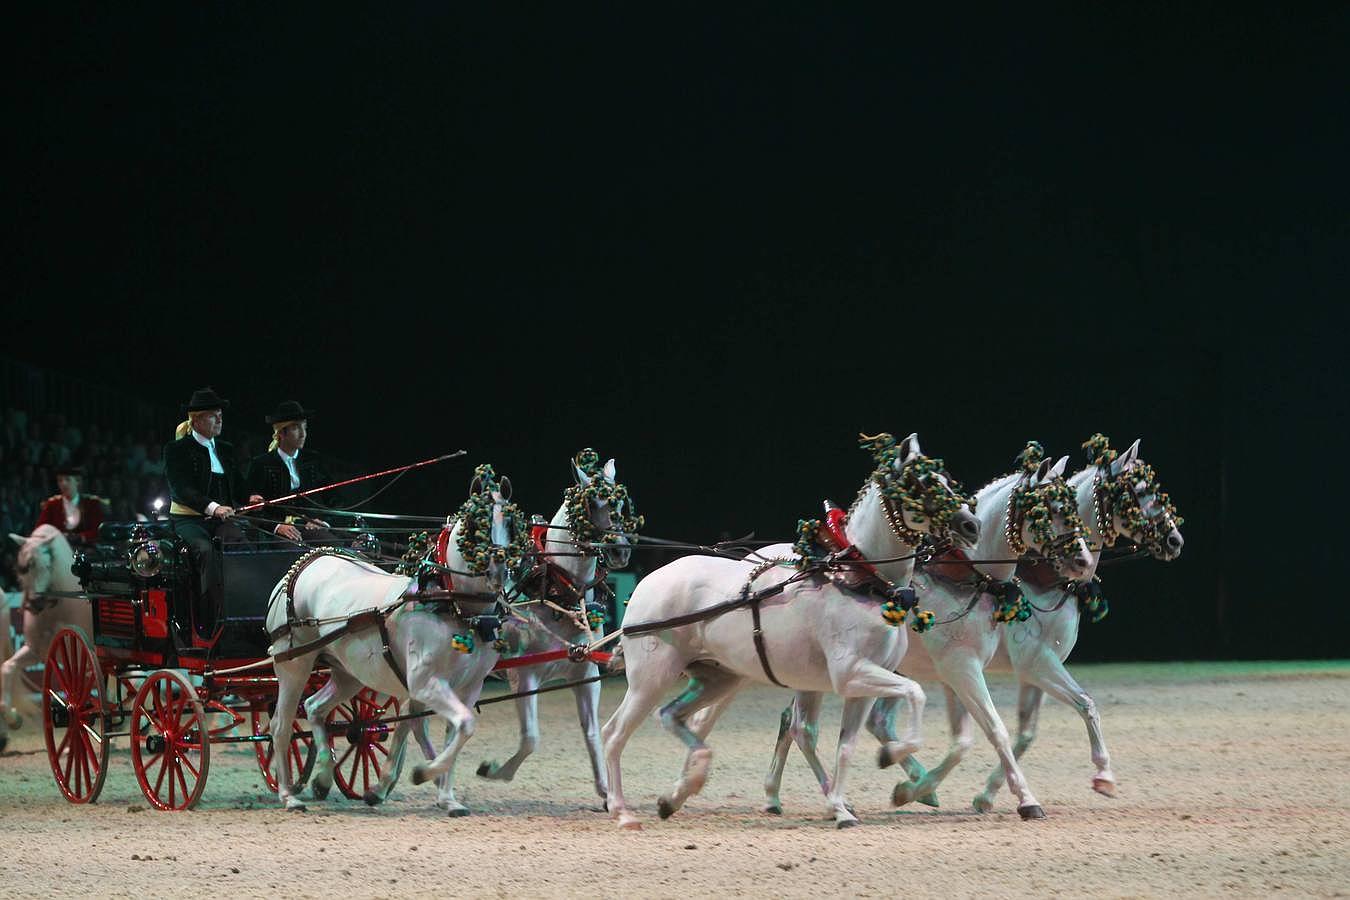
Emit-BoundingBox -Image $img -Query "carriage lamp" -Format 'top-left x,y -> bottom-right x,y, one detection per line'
152,497 -> 164,518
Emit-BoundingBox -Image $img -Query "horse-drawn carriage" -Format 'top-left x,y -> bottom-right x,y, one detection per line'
43,520 -> 401,810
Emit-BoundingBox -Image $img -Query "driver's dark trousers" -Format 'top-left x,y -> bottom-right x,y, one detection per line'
170,516 -> 248,638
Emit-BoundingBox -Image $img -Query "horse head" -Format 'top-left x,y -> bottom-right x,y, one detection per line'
567,448 -> 642,570
11,524 -> 65,600
1011,448 -> 1094,578
460,465 -> 528,593
860,432 -> 981,549
1084,434 -> 1185,561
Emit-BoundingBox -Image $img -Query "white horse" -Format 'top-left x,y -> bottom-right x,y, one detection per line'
476,450 -> 637,804
3,526 -> 91,748
602,433 -> 981,830
265,467 -> 525,813
968,436 -> 1184,809
748,446 -> 1094,819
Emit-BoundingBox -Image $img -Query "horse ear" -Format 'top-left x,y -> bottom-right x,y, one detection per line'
571,460 -> 592,488
499,476 -> 513,501
1031,458 -> 1053,486
1111,439 -> 1141,476
899,433 -> 921,463
1047,455 -> 1069,481
8,533 -> 24,547
469,475 -> 483,495
602,458 -> 617,483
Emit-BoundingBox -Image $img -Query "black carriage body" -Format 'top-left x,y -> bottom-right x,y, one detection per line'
76,521 -> 304,667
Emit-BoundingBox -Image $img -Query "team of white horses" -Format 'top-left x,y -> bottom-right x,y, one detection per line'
2,433 -> 1183,831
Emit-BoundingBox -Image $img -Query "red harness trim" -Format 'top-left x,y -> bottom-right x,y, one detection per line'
531,522 -> 580,594
530,523 -> 548,552
925,547 -> 977,583
822,508 -> 880,579
1015,557 -> 1061,590
434,525 -> 455,592
492,648 -> 612,670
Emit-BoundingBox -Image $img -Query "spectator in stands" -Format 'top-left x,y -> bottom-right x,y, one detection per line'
33,464 -> 107,545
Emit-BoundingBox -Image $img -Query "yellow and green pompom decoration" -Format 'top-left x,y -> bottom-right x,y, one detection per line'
586,603 -> 607,631
909,609 -> 935,633
881,600 -> 907,625
451,633 -> 475,654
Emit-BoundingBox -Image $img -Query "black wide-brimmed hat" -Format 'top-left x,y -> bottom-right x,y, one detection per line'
55,464 -> 84,477
182,387 -> 230,413
265,400 -> 316,424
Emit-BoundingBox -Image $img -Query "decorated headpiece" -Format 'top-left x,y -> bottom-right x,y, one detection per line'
1084,434 -> 1184,552
859,432 -> 974,533
564,448 -> 644,546
453,464 -> 530,574
1007,441 -> 1087,555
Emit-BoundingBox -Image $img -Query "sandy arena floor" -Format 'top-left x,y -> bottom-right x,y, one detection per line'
0,660 -> 1346,898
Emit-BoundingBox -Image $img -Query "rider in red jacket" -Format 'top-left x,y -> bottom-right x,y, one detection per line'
33,465 -> 107,545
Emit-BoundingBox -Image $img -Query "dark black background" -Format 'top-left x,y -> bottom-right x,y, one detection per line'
6,5 -> 1347,658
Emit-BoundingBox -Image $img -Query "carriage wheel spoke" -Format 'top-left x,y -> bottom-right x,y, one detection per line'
175,761 -> 190,805
154,752 -> 170,797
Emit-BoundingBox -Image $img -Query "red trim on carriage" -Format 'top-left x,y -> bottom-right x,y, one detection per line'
142,588 -> 168,639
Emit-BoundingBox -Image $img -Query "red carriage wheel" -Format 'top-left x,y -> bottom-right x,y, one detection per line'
326,688 -> 401,800
131,670 -> 210,810
251,704 -> 316,793
42,627 -> 110,804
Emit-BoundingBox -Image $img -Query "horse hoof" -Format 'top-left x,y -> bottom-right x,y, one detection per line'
1092,778 -> 1117,798
1018,804 -> 1046,820
411,765 -> 430,786
0,734 -> 7,754
763,804 -> 782,816
877,746 -> 895,769
3,710 -> 21,731
475,761 -> 494,778
972,795 -> 994,814
310,781 -> 331,801
837,818 -> 862,829
445,806 -> 470,818
892,781 -> 916,807
284,799 -> 307,812
363,790 -> 383,807
917,792 -> 940,809
657,796 -> 676,820
619,818 -> 642,831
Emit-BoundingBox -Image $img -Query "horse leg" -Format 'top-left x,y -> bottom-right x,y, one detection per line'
407,677 -> 481,817
299,666 -> 363,801
762,692 -> 834,815
893,686 -> 973,808
476,669 -> 540,783
820,696 -> 875,828
269,657 -> 318,811
1024,652 -> 1115,796
0,641 -> 35,730
975,682 -> 1044,810
866,696 -> 938,806
601,639 -> 687,830
362,700 -> 432,806
572,668 -> 609,801
655,666 -> 745,820
832,660 -> 926,772
934,657 -> 1044,819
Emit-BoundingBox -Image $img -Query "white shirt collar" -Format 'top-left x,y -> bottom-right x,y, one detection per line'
278,446 -> 299,461
191,429 -> 215,448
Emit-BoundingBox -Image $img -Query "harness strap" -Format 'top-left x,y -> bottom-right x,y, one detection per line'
749,590 -> 786,687
378,615 -> 408,690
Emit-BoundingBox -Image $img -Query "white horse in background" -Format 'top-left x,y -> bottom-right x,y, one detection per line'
745,446 -> 1094,819
3,526 -> 91,750
476,450 -> 638,805
968,436 -> 1184,809
603,433 -> 981,830
265,467 -> 525,813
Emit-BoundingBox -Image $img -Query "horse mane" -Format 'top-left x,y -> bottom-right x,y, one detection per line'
973,470 -> 1022,503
